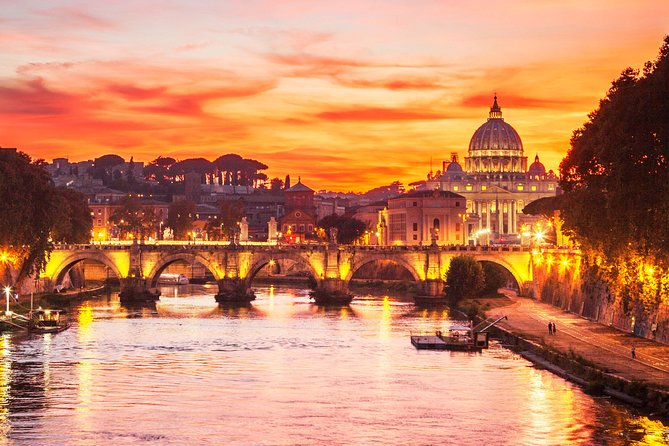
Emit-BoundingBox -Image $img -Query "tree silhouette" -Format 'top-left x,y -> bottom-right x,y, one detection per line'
445,255 -> 484,302
0,150 -> 92,285
560,36 -> 669,260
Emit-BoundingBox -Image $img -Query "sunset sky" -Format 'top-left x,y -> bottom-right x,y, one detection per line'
1,1 -> 667,191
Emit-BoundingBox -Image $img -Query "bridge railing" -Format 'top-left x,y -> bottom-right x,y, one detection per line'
53,241 -> 579,255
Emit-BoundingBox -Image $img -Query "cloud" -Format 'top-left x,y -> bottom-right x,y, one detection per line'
460,93 -> 576,109
333,75 -> 447,91
315,106 -> 449,121
35,7 -> 116,29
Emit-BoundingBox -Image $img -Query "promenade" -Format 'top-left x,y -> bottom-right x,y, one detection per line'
490,295 -> 669,389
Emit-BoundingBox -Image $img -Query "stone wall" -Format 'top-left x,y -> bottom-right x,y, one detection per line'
532,252 -> 669,344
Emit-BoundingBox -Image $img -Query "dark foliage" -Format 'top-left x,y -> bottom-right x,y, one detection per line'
317,215 -> 366,244
559,36 -> 669,261
444,255 -> 484,302
0,150 -> 92,284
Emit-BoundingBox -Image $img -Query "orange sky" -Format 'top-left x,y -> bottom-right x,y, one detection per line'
1,1 -> 667,192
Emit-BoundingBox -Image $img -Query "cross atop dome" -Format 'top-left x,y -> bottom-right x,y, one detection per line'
488,94 -> 503,120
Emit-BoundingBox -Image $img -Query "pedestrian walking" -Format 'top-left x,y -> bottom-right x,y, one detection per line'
552,322 -> 557,335
631,345 -> 636,359
548,322 -> 553,335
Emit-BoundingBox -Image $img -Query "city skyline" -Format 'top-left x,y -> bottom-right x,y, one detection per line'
1,1 -> 667,191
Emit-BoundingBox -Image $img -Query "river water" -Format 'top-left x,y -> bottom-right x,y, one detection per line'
0,283 -> 666,445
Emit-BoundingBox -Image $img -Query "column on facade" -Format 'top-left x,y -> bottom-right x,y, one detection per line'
511,201 -> 517,234
507,200 -> 512,235
477,201 -> 482,230
497,200 -> 503,234
486,201 -> 491,230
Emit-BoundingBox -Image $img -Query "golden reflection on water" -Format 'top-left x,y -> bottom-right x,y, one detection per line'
633,416 -> 669,444
42,334 -> 52,393
76,304 -> 94,418
378,296 -> 392,339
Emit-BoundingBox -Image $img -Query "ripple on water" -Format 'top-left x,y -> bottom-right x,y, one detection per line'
0,285 -> 665,445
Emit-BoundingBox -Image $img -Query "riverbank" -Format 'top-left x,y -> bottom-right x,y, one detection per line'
11,284 -> 109,314
483,293 -> 669,418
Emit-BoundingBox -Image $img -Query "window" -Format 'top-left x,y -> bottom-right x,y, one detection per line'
517,184 -> 524,191
433,218 -> 440,231
413,201 -> 417,207
481,185 -> 487,191
299,224 -> 305,232
412,222 -> 418,231
548,184 -> 555,190
455,201 -> 460,207
456,222 -> 461,232
453,186 -> 459,191
465,184 -> 472,191
389,214 -> 407,241
413,234 -> 418,240
531,185 -> 537,191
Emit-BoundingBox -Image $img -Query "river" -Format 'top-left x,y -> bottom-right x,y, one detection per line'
0,283 -> 666,445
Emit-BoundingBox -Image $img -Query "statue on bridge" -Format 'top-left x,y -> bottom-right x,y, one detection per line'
329,227 -> 338,244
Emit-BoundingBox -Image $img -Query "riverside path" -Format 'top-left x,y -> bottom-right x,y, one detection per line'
493,293 -> 669,388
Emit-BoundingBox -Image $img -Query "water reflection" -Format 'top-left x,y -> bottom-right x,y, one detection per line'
0,283 -> 663,445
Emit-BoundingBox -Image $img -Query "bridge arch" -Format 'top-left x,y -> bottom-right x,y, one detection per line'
471,254 -> 528,291
146,253 -> 223,287
245,252 -> 322,287
50,252 -> 124,287
345,254 -> 423,284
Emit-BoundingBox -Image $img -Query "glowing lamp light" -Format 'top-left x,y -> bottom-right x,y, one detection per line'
0,253 -> 7,262
268,260 -> 276,266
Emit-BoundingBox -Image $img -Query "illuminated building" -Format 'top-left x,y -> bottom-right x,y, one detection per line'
416,96 -> 559,243
279,178 -> 316,243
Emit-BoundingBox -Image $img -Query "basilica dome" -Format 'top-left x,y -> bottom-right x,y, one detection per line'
468,96 -> 523,155
465,96 -> 527,174
528,154 -> 546,176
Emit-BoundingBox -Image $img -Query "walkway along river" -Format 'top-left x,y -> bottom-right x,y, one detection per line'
0,283 -> 667,445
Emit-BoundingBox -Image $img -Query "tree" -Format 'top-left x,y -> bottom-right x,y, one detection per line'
89,154 -> 124,183
109,195 -> 157,240
480,262 -> 509,296
522,196 -> 565,220
445,255 -> 484,302
144,156 -> 176,184
50,188 -> 93,244
270,177 -> 284,191
0,150 -> 92,285
166,200 -> 195,239
216,200 -> 246,241
317,215 -> 366,244
559,36 -> 669,261
169,158 -> 214,183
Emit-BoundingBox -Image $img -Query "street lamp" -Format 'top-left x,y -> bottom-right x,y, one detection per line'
458,213 -> 467,246
4,286 -> 11,316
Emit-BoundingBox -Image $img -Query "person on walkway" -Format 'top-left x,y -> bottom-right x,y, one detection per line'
548,322 -> 553,335
631,345 -> 636,359
552,322 -> 557,335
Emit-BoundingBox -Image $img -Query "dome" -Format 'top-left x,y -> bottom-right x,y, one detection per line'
446,161 -> 463,172
528,154 -> 546,176
464,96 -> 527,174
468,96 -> 523,155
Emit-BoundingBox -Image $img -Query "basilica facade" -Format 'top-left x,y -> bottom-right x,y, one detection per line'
416,96 -> 559,244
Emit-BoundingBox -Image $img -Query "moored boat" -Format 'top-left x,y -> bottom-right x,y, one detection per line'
410,316 -> 508,351
29,309 -> 70,333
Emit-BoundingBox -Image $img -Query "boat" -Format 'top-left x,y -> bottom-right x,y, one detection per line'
29,309 -> 70,333
410,316 -> 508,351
158,273 -> 189,285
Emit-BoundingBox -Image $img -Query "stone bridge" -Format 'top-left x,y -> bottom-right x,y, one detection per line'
41,242 -> 545,305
